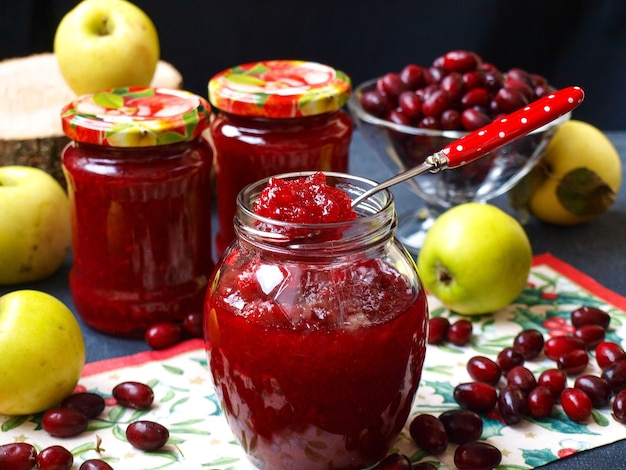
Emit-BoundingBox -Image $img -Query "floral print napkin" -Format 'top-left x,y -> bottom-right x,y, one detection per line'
1,253 -> 625,469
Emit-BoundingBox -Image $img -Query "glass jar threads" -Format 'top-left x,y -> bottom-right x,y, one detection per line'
208,60 -> 354,256
61,87 -> 214,337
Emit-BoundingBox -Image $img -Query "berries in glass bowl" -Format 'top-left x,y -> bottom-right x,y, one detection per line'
347,50 -> 570,253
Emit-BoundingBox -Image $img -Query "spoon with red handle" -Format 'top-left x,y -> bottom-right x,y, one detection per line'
352,86 -> 585,207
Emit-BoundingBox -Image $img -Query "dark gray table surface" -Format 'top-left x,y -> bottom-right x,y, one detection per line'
1,130 -> 624,469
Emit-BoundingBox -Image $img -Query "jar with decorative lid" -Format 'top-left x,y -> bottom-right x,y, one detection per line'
208,60 -> 354,256
61,87 -> 214,337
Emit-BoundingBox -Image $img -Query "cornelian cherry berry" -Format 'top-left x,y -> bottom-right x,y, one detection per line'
574,375 -> 612,408
454,382 -> 497,413
513,329 -> 544,360
573,324 -> 606,350
600,359 -> 626,393
112,382 -> 154,410
571,306 -> 611,329
506,366 -> 537,395
61,392 -> 105,419
79,460 -> 114,470
498,385 -> 527,424
126,421 -> 170,451
595,341 -> 626,369
544,336 -> 586,361
447,319 -> 473,346
527,386 -> 555,418
612,390 -> 626,423
36,445 -> 73,470
467,356 -> 502,385
374,453 -> 412,469
0,443 -> 38,470
557,349 -> 589,376
409,414 -> 448,454
537,368 -> 567,399
145,321 -> 183,350
183,312 -> 204,338
427,317 -> 450,345
438,409 -> 483,444
42,408 -> 89,438
497,347 -> 525,375
560,388 -> 593,422
454,441 -> 502,470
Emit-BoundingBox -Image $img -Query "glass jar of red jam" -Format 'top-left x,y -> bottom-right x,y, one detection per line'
208,60 -> 354,257
60,87 -> 214,337
204,172 -> 428,470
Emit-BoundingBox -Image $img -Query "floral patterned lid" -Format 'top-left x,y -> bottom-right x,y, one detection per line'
208,60 -> 352,118
60,87 -> 211,147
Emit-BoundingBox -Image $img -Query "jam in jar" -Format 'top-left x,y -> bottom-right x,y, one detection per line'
208,60 -> 354,256
61,87 -> 214,337
205,172 -> 428,469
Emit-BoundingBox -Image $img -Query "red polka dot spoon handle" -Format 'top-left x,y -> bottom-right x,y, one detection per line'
352,86 -> 584,208
443,86 -> 584,168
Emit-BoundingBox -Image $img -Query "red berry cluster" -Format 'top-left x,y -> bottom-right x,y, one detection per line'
380,305 -> 620,468
144,311 -> 204,350
453,306 -> 622,425
360,50 -> 556,132
0,381 -> 169,469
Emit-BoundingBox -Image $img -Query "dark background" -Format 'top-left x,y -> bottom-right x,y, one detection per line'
1,0 -> 625,129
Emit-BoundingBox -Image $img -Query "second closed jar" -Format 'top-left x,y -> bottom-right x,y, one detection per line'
208,60 -> 354,256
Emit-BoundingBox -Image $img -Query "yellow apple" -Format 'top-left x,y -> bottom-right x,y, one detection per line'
0,166 -> 71,285
417,203 -> 532,315
526,120 -> 622,225
0,290 -> 85,415
54,0 -> 160,95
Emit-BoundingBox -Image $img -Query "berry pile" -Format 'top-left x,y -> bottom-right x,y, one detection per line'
379,305 -> 619,469
144,311 -> 204,350
360,50 -> 556,132
0,381 -> 169,469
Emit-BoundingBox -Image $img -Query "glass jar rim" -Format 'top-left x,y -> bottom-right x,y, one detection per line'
234,171 -> 397,255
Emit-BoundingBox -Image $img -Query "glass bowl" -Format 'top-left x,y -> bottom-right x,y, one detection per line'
347,78 -> 570,253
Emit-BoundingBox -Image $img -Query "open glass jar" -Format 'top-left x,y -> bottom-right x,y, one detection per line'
61,87 -> 214,337
208,60 -> 354,256
204,172 -> 428,469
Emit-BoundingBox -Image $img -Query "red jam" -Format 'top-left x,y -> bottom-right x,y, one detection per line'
61,87 -> 214,337
205,173 -> 428,469
254,171 -> 357,223
208,60 -> 354,256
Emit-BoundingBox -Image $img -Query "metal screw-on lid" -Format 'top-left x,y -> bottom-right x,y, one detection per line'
61,87 -> 211,147
208,60 -> 351,118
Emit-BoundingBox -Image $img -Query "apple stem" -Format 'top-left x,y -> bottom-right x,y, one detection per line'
437,265 -> 453,285
99,16 -> 110,36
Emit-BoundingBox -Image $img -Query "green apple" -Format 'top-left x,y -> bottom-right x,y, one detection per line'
0,166 -> 72,285
0,290 -> 85,415
54,0 -> 160,95
417,202 -> 532,315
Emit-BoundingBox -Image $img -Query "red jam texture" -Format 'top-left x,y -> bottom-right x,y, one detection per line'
206,256 -> 427,469
253,172 -> 357,223
63,141 -> 214,336
205,173 -> 427,469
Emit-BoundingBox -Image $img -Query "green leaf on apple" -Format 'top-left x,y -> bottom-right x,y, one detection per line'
93,92 -> 125,109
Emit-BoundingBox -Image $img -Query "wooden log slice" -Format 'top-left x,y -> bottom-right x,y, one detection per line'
0,53 -> 183,188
